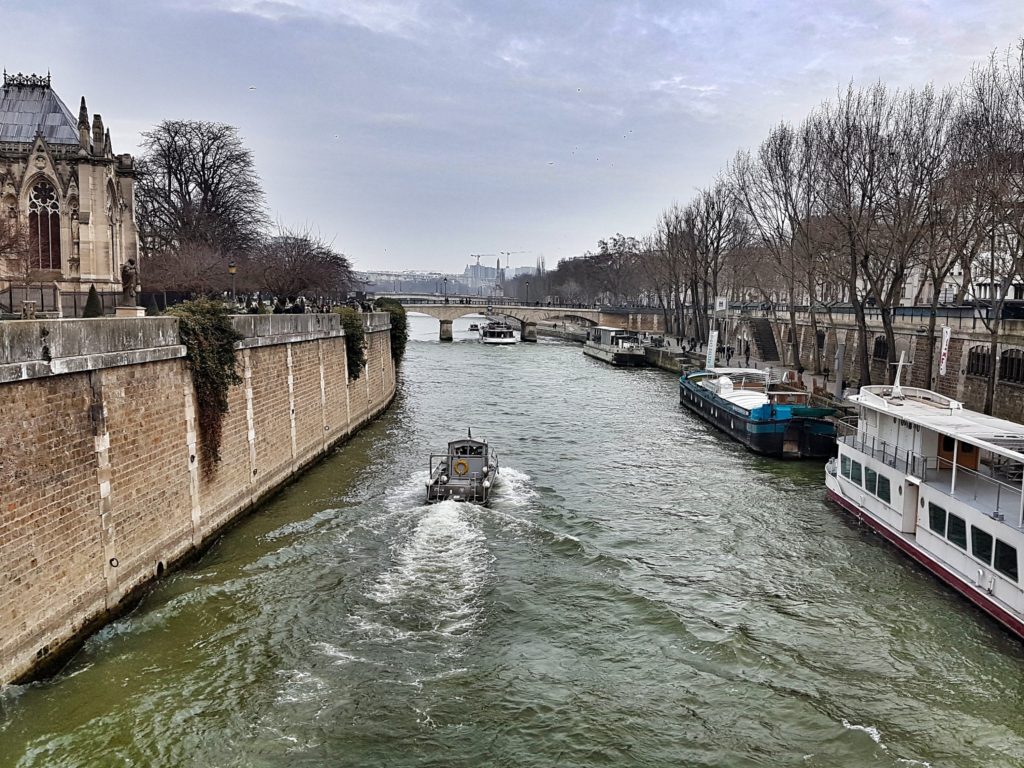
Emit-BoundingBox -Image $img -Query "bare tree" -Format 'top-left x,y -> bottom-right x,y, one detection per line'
136,120 -> 269,262
143,240 -> 232,295
681,180 -> 747,341
594,233 -> 642,304
959,45 -> 1024,413
652,205 -> 690,336
815,85 -> 893,386
253,226 -> 355,302
732,117 -> 823,370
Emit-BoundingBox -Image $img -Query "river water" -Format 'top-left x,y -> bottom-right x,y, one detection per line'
3,316 -> 1024,767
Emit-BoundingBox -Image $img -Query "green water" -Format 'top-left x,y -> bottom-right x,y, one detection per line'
2,316 -> 1024,767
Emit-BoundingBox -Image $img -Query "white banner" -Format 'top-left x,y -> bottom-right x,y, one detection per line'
939,326 -> 952,376
706,330 -> 718,369
715,296 -> 728,312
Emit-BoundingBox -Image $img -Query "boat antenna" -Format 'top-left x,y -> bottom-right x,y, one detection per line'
468,427 -> 473,439
891,351 -> 907,400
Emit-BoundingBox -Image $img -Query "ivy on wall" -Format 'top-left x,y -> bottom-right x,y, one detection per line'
334,307 -> 366,380
374,298 -> 408,361
167,298 -> 243,466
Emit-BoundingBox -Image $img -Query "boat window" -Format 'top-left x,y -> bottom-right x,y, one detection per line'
947,514 -> 967,550
928,502 -> 946,535
850,460 -> 862,485
841,455 -> 851,478
864,467 -> 877,495
942,435 -> 955,452
971,526 -> 994,566
995,540 -> 1019,582
876,474 -> 891,504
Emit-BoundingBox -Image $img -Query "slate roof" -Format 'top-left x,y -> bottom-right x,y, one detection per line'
0,78 -> 80,145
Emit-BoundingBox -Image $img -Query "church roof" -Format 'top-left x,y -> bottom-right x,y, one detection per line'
0,72 -> 80,145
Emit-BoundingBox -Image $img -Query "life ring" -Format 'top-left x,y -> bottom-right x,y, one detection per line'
453,459 -> 470,476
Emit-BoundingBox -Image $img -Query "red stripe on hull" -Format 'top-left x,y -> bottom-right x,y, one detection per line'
826,488 -> 1024,640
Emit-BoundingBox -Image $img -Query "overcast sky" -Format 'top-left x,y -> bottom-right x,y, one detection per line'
4,1 -> 1024,273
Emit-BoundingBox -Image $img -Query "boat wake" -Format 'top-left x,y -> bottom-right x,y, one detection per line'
368,501 -> 493,642
492,466 -> 537,508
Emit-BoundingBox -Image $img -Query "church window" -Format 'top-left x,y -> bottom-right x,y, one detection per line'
28,180 -> 61,270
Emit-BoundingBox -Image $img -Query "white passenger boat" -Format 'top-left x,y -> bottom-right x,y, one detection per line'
825,364 -> 1024,638
479,321 -> 518,344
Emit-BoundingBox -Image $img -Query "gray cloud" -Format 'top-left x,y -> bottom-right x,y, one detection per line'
4,0 -> 1024,272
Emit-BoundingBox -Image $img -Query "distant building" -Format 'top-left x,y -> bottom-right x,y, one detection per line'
0,72 -> 139,315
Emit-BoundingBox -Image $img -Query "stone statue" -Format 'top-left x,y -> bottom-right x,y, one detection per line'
120,258 -> 140,305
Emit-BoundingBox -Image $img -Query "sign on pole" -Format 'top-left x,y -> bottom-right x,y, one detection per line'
939,326 -> 952,376
706,330 -> 718,369
715,296 -> 728,313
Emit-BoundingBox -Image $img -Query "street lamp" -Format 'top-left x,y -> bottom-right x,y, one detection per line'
228,260 -> 237,305
443,276 -> 448,304
526,280 -> 530,305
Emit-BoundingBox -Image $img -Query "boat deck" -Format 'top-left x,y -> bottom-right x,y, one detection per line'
924,469 -> 1024,528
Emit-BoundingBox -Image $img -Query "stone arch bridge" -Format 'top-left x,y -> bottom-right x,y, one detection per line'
376,294 -> 664,341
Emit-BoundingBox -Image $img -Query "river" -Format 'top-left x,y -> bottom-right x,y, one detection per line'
2,315 -> 1024,767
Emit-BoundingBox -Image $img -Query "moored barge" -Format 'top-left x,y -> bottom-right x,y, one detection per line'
583,326 -> 647,367
678,367 -> 835,458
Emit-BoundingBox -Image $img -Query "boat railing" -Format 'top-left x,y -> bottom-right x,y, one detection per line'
924,457 -> 1023,521
836,422 -> 927,477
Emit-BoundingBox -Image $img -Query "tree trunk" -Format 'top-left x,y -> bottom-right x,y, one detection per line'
851,297 -> 871,387
809,309 -> 822,375
923,277 -> 941,388
986,328 -> 999,416
880,305 -> 898,385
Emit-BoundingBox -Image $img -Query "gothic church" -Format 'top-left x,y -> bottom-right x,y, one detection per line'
0,72 -> 139,315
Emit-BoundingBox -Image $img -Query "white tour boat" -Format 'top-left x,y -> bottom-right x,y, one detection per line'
479,321 -> 518,344
826,363 -> 1024,638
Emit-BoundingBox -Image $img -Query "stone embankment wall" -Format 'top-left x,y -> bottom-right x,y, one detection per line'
740,313 -> 1024,421
0,313 -> 395,685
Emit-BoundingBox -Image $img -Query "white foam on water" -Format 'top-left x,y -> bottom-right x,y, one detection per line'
841,719 -> 884,746
493,466 -> 537,508
274,670 -> 327,704
312,642 -> 368,666
370,501 -> 491,637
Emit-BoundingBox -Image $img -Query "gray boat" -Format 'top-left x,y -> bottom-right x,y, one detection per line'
426,431 -> 499,504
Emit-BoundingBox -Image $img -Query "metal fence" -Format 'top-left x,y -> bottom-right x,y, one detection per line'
0,285 -> 121,318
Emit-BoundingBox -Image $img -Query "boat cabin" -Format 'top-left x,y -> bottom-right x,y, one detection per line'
841,384 -> 1024,549
448,438 -> 488,476
590,326 -> 640,348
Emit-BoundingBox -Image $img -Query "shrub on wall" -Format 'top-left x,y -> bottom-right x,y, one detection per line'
374,298 -> 408,361
334,307 -> 366,380
167,298 -> 243,466
83,286 -> 103,318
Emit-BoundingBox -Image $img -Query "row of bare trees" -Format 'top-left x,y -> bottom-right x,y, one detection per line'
136,120 -> 354,302
509,38 -> 1024,411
